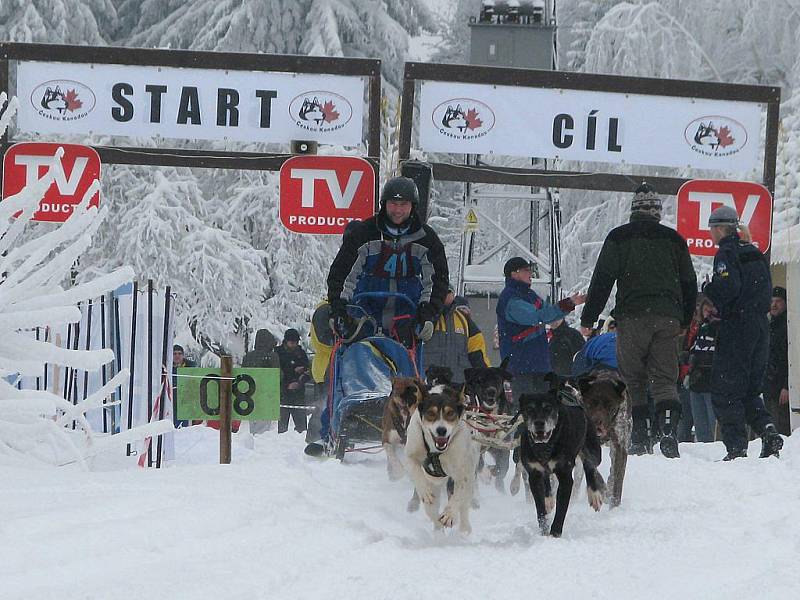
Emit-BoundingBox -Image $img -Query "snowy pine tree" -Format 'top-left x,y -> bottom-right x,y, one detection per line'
0,96 -> 172,467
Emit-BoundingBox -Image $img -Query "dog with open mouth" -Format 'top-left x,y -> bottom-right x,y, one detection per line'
517,373 -> 605,537
382,376 -> 427,481
576,370 -> 630,507
463,361 -> 513,492
405,384 -> 479,534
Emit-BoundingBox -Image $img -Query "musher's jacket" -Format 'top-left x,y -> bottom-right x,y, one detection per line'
327,210 -> 449,331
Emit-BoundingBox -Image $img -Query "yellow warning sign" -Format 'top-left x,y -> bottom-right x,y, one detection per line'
464,209 -> 479,232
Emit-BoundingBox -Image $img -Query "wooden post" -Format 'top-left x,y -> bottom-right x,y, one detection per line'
219,356 -> 233,464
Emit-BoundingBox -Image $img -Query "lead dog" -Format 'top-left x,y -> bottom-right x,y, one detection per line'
518,374 -> 605,537
405,385 -> 479,534
576,370 -> 630,507
382,376 -> 427,481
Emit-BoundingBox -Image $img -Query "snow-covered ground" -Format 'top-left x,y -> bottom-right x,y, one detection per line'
1,428 -> 798,599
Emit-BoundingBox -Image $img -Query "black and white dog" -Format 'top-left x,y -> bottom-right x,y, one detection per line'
405,384 -> 479,534
517,374 -> 605,537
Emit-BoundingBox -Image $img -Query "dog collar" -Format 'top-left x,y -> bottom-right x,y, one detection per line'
421,433 -> 448,478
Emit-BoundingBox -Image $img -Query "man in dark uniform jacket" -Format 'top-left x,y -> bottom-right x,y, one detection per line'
326,177 -> 449,347
703,206 -> 783,460
581,183 -> 697,459
765,286 -> 790,435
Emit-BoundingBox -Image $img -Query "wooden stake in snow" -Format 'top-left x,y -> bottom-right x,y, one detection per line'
219,356 -> 233,464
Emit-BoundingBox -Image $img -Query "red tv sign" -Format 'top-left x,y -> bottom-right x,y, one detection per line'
677,179 -> 772,256
2,142 -> 101,223
279,155 -> 375,234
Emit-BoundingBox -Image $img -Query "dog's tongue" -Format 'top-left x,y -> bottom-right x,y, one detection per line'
434,436 -> 449,450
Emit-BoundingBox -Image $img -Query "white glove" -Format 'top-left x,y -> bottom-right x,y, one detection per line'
418,320 -> 434,342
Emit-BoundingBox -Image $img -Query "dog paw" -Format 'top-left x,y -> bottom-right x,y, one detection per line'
587,488 -> 604,512
407,493 -> 421,513
549,528 -> 562,538
510,477 -> 520,496
544,495 -> 555,514
438,507 -> 457,528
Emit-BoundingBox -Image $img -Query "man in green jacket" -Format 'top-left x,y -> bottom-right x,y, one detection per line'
580,183 -> 697,458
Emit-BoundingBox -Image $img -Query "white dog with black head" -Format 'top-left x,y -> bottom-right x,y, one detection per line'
405,384 -> 479,534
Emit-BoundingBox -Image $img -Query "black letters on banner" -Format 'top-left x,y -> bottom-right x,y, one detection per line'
607,117 -> 622,152
255,90 -> 278,128
145,84 -> 168,124
111,83 -> 134,122
217,88 -> 240,127
586,110 -> 598,150
177,87 -> 202,125
552,113 -> 574,149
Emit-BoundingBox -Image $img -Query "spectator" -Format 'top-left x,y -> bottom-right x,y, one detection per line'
676,299 -> 703,442
424,289 -> 490,384
765,286 -> 790,435
549,318 -> 585,378
687,298 -> 719,442
242,329 -> 280,435
276,328 -> 310,434
496,256 -> 584,398
580,182 -> 697,458
171,344 -> 195,428
703,206 -> 783,460
326,177 -> 448,348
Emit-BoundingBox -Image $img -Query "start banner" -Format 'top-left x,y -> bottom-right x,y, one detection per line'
15,60 -> 366,146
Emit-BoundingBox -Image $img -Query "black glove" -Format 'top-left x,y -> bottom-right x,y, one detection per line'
329,298 -> 347,320
328,298 -> 349,337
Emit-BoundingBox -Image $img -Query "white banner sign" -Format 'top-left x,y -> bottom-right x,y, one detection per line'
16,61 -> 366,146
418,80 -> 764,173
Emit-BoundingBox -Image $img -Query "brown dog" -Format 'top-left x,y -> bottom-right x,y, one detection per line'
576,370 -> 630,508
382,376 -> 427,481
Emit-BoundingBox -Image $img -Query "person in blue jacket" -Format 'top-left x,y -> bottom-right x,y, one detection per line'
703,205 -> 783,460
572,325 -> 618,377
496,256 -> 585,399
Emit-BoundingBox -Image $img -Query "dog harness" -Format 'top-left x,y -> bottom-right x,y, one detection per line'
421,434 -> 448,478
392,412 -> 408,444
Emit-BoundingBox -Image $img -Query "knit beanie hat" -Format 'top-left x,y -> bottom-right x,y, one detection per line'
630,182 -> 662,220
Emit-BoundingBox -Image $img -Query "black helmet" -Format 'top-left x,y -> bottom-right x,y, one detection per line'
380,177 -> 419,207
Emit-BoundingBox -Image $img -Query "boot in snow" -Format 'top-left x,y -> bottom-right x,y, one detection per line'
722,448 -> 748,461
304,442 -> 326,457
759,424 -> 783,458
656,401 -> 681,459
629,406 -> 651,456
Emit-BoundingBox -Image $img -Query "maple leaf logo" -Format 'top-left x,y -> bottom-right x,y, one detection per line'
465,108 -> 482,130
717,125 -> 735,148
322,100 -> 339,123
65,89 -> 82,112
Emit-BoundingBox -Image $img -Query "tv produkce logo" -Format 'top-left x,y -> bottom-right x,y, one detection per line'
432,98 -> 495,141
31,80 -> 96,122
684,115 -> 747,158
289,91 -> 353,134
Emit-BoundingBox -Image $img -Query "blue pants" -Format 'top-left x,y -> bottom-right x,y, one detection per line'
711,316 -> 773,451
689,391 -> 716,442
